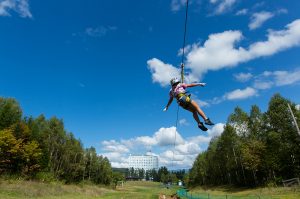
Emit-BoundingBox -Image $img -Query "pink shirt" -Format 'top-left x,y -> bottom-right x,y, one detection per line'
169,83 -> 187,98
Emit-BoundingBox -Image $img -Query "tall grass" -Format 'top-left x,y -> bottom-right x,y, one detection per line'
0,179 -> 177,199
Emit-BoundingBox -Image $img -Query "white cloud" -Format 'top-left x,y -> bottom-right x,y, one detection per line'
253,68 -> 300,90
186,30 -> 245,77
188,135 -> 211,144
0,0 -> 14,16
296,104 -> 300,111
184,19 -> 300,80
176,142 -> 201,155
101,152 -> 123,162
102,140 -> 129,153
273,70 -> 300,86
234,72 -> 253,82
236,8 -> 248,16
193,96 -> 210,107
159,150 -> 185,163
154,127 -> 185,146
147,58 -> 180,87
0,0 -> 32,18
179,118 -> 189,126
100,123 -> 225,169
205,67 -> 300,105
253,80 -> 273,90
249,11 -> 274,30
207,123 -> 225,137
119,127 -> 185,149
277,8 -> 288,15
224,87 -> 257,100
147,19 -> 300,87
101,152 -> 129,168
170,0 -> 186,12
187,123 -> 225,143
135,136 -> 157,147
210,0 -> 238,15
85,26 -> 117,37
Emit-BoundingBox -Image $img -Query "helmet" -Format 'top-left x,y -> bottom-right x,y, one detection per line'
170,77 -> 180,86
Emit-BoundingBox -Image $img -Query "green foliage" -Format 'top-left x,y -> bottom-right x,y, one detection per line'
189,93 -> 300,187
112,171 -> 125,188
0,96 -> 113,186
0,98 -> 22,130
0,128 -> 42,176
35,172 -> 57,182
0,129 -> 23,173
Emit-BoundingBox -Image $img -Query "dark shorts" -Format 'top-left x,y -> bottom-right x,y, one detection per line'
177,95 -> 191,109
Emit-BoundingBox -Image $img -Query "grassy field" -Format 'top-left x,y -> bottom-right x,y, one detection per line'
1,179 -> 300,199
184,185 -> 300,199
0,179 -> 177,199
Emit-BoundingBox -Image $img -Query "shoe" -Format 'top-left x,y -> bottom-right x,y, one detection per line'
204,118 -> 214,126
198,122 -> 208,131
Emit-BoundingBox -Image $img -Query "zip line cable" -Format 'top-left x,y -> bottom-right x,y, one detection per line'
181,0 -> 189,84
172,0 -> 189,169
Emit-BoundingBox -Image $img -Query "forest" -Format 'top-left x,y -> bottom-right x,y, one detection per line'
0,97 -> 113,185
189,94 -> 300,187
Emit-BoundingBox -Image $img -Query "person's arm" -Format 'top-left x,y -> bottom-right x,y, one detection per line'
163,97 -> 173,111
185,82 -> 206,88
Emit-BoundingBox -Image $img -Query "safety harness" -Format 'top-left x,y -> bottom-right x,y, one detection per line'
176,93 -> 191,109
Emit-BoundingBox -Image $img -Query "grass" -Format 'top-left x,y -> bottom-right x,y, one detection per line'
1,179 -> 300,199
184,185 -> 300,199
0,179 -> 178,199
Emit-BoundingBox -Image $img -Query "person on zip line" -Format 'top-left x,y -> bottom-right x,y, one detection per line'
163,77 -> 214,131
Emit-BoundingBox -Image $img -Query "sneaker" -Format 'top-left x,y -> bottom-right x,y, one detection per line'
204,118 -> 214,126
198,122 -> 208,131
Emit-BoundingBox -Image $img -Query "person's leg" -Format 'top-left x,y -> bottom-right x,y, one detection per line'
190,100 -> 214,125
184,105 -> 208,131
192,110 -> 201,124
190,100 -> 207,120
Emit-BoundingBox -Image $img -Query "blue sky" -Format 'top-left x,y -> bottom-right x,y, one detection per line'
1,0 -> 300,169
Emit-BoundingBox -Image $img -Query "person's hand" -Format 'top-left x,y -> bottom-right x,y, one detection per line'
163,107 -> 168,112
198,83 -> 206,87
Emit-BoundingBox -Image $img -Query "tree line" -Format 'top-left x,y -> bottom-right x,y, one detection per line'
123,166 -> 188,184
189,94 -> 300,187
0,97 -> 113,185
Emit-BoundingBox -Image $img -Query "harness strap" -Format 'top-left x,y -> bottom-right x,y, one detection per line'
176,93 -> 190,100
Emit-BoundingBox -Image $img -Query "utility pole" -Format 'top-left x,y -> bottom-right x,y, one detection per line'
288,103 -> 300,137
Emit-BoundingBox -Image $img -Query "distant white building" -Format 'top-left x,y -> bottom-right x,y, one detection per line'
128,154 -> 158,171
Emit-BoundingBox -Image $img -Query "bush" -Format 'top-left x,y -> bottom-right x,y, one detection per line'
35,172 -> 57,183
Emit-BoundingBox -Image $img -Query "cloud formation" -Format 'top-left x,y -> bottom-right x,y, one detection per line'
85,26 -> 117,37
147,58 -> 180,87
0,0 -> 32,18
148,19 -> 300,86
253,69 -> 300,89
210,0 -> 238,15
224,87 -> 257,100
208,86 -> 258,105
207,67 -> 300,105
249,11 -> 274,30
170,0 -> 187,12
100,124 -> 225,168
234,72 -> 253,82
179,118 -> 189,126
236,8 -> 248,16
